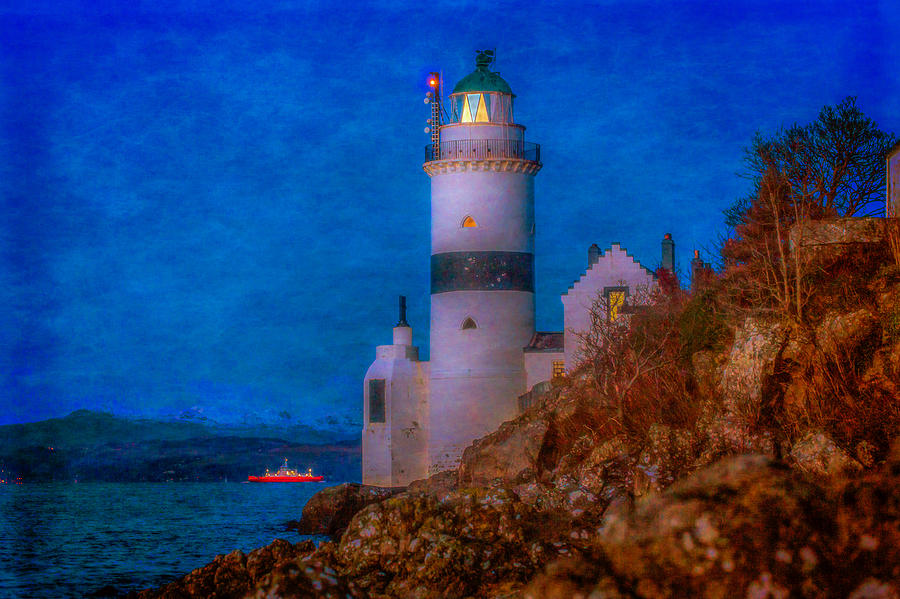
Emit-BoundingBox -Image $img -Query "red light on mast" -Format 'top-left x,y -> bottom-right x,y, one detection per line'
429,78 -> 437,87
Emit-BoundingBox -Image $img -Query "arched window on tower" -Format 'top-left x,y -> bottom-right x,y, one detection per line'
462,215 -> 477,228
461,317 -> 477,330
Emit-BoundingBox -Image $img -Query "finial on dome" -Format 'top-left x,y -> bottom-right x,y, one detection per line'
475,49 -> 495,69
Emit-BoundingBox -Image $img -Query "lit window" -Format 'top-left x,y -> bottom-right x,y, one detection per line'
552,360 -> 565,379
604,287 -> 628,322
461,317 -> 477,330
460,95 -> 473,122
466,94 -> 480,123
462,215 -> 477,228
368,379 -> 385,423
475,94 -> 489,122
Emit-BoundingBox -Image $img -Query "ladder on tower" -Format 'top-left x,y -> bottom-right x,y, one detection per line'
427,72 -> 444,160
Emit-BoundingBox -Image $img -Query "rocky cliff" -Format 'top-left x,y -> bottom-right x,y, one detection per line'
132,229 -> 900,598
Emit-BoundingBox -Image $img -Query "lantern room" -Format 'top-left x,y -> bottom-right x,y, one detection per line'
448,50 -> 515,124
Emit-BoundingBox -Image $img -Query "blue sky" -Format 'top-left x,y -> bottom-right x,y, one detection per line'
2,0 -> 899,425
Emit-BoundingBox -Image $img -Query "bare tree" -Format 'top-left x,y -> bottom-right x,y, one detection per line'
726,97 -> 896,225
572,285 -> 695,440
722,167 -> 815,322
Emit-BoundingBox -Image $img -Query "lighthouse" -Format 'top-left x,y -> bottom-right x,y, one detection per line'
424,50 -> 542,473
360,51 -> 670,486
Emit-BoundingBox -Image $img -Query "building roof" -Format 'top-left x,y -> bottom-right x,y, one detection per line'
452,51 -> 514,96
564,243 -> 657,294
523,331 -> 564,352
889,139 -> 900,158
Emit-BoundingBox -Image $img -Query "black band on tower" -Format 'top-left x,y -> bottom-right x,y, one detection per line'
431,251 -> 534,294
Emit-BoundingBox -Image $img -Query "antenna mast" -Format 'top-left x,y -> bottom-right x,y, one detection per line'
425,72 -> 444,159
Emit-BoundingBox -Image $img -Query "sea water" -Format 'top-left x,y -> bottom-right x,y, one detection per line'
0,481 -> 337,598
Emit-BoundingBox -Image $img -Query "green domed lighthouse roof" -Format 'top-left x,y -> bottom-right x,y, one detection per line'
452,50 -> 514,96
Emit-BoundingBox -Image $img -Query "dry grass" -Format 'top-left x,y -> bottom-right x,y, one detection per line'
563,284 -> 702,453
782,344 -> 900,462
884,216 -> 900,269
553,225 -> 900,475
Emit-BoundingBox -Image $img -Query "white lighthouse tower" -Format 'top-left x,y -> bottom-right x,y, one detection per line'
424,50 -> 542,473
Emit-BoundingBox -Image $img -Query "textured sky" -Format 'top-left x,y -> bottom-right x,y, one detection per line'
2,0 -> 899,426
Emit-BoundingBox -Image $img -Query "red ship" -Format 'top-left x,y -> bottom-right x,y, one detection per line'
247,458 -> 324,482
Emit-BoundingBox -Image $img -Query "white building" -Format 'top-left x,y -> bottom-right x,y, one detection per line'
361,51 -> 671,487
888,141 -> 900,216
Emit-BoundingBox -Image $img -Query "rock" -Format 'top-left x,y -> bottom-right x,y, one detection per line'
406,469 -> 458,500
248,555 -> 359,599
291,482 -> 403,538
458,410 -> 549,488
720,318 -> 785,420
694,402 -> 774,469
563,436 -> 632,514
815,309 -> 879,358
638,424 -> 696,488
520,558 -> 625,599
336,488 -> 552,598
790,430 -> 863,477
848,579 -> 900,599
524,453 -> 900,597
127,539 -> 314,599
790,217 -> 885,264
245,539 -> 315,582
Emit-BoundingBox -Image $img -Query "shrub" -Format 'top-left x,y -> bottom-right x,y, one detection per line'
678,286 -> 728,361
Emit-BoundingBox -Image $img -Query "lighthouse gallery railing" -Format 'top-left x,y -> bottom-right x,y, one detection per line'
424,140 -> 540,163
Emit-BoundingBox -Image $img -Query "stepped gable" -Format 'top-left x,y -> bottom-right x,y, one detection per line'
565,242 -> 656,293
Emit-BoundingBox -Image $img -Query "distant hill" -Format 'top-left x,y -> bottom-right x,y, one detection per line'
0,410 -> 360,483
0,409 -> 354,454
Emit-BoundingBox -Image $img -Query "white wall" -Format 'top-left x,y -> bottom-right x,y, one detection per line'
362,329 -> 429,487
889,148 -> 900,216
428,290 -> 533,473
427,112 -> 538,474
431,170 -> 534,254
562,244 -> 657,370
524,350 -> 564,390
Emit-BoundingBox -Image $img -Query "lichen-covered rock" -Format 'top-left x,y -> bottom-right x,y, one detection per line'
245,539 -> 315,582
458,410 -> 549,487
638,424 -> 697,488
520,558 -> 625,599
290,482 -> 402,538
129,539 -> 314,599
790,217 -> 885,264
562,436 -> 632,515
247,554 -> 359,599
406,469 -> 458,500
523,453 -> 900,598
694,403 -> 774,468
336,488 -> 553,598
721,318 -> 785,420
790,430 -> 863,477
847,579 -> 899,599
815,309 -> 879,358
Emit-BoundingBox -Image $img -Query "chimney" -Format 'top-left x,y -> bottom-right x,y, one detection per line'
587,243 -> 601,266
393,296 -> 412,346
691,249 -> 713,290
396,295 -> 409,327
661,233 -> 675,272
